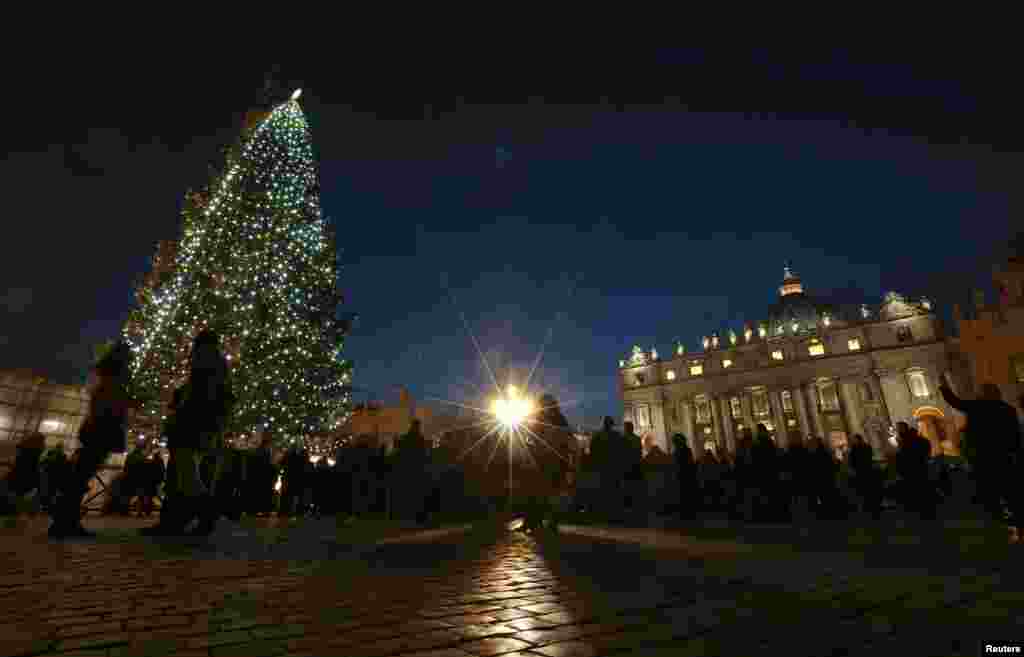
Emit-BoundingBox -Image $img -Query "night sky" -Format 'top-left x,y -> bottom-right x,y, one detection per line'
3,47 -> 1020,429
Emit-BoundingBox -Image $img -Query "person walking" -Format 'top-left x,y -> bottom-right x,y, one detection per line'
672,434 -> 697,521
49,342 -> 138,539
142,331 -> 235,537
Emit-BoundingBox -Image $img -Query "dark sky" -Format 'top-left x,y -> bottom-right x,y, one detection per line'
3,47 -> 1021,429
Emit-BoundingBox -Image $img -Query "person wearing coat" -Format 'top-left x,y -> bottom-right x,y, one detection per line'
49,342 -> 139,539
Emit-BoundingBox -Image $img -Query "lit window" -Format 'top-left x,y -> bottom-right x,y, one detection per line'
907,371 -> 929,398
787,418 -> 797,427
808,340 -> 825,357
781,390 -> 793,412
822,314 -> 831,327
722,359 -> 733,369
776,325 -> 785,335
848,338 -> 861,351
689,363 -> 704,376
744,328 -> 753,342
758,325 -> 767,338
666,370 -> 676,381
791,321 -> 800,333
730,397 -> 742,419
711,335 -> 720,348
703,426 -> 712,435
771,350 -> 784,361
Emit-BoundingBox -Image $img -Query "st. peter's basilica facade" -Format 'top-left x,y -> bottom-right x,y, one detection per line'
620,267 -> 969,458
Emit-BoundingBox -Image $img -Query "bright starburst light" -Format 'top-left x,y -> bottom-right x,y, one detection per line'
491,385 -> 534,429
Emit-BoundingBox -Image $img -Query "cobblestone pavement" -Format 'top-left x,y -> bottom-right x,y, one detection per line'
1,515 -> 1022,657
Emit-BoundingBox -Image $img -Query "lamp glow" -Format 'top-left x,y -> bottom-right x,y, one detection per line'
291,88 -> 302,101
491,392 -> 533,429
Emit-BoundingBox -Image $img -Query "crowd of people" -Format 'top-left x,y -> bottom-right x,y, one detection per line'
577,379 -> 1022,529
2,331 -> 1022,539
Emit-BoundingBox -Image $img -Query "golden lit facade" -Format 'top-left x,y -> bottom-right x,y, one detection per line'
620,267 -> 967,458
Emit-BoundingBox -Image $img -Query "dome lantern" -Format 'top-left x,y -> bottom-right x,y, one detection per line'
779,262 -> 804,297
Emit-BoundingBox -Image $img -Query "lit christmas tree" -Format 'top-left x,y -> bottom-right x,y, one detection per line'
123,88 -> 352,450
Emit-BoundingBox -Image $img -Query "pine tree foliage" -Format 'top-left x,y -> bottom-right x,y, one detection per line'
123,97 -> 352,448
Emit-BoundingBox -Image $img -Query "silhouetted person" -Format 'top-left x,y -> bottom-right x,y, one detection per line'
248,434 -> 276,516
280,444 -> 309,518
940,381 -> 1022,524
808,436 -> 840,520
588,417 -> 618,516
394,419 -> 429,522
1,432 -> 46,515
751,424 -> 780,521
50,342 -> 138,539
848,433 -> 882,519
38,443 -> 68,514
618,422 -> 644,519
142,331 -> 235,537
139,449 -> 164,517
672,434 -> 697,520
896,422 -> 935,521
732,428 -> 756,521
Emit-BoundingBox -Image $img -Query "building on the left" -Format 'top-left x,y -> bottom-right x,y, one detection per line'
0,369 -> 90,450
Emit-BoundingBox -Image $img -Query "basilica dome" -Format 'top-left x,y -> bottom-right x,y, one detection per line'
764,266 -> 835,336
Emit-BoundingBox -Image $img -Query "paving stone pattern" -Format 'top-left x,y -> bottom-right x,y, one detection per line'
1,517 -> 1021,657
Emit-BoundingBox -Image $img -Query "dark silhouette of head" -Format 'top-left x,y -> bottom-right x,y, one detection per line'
602,416 -> 615,431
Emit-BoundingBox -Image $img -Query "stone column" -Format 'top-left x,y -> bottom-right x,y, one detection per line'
709,395 -> 725,453
870,370 -> 894,427
681,399 -> 697,451
741,392 -> 756,433
792,387 -> 811,442
721,397 -> 736,452
768,388 -> 789,447
803,383 -> 825,438
837,379 -> 864,439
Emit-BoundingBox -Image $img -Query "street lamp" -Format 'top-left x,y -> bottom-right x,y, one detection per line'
491,385 -> 534,430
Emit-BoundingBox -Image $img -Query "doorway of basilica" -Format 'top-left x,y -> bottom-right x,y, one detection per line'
913,406 -> 952,456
